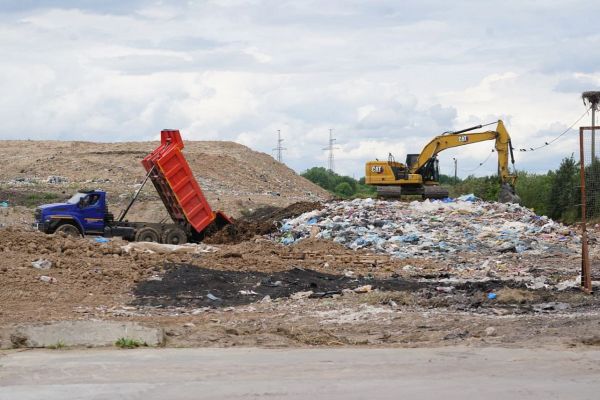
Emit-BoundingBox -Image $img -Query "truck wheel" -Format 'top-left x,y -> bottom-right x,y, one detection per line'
135,227 -> 160,242
55,223 -> 82,237
162,228 -> 187,245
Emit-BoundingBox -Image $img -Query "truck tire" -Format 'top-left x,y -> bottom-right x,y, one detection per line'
135,227 -> 160,242
55,223 -> 82,237
162,228 -> 187,245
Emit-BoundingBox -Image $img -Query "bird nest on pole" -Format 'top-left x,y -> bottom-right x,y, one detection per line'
582,91 -> 600,109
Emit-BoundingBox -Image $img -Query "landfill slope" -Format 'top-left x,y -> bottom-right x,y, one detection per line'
0,139 -> 331,225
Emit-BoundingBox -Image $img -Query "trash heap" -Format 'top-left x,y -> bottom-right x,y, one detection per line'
275,198 -> 579,259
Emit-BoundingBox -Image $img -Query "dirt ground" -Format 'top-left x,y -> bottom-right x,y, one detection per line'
1,218 -> 599,349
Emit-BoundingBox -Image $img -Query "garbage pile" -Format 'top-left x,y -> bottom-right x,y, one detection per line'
275,198 -> 579,259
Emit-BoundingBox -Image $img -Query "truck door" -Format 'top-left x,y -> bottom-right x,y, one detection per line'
78,194 -> 105,233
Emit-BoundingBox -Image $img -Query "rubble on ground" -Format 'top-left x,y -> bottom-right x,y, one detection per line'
275,198 -> 580,261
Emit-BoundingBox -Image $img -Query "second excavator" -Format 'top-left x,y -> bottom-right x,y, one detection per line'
364,120 -> 520,203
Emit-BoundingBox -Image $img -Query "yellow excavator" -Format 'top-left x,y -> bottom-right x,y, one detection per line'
364,120 -> 520,203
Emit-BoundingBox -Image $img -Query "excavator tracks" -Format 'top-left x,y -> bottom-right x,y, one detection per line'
376,185 -> 449,200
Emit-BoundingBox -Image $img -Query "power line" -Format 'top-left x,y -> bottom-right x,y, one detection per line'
516,107 -> 591,152
460,108 -> 592,173
460,149 -> 495,173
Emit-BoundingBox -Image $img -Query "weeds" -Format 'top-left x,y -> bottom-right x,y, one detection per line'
46,340 -> 66,349
115,337 -> 147,349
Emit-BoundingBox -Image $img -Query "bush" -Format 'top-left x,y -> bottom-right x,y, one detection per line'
302,167 -> 375,198
334,182 -> 353,197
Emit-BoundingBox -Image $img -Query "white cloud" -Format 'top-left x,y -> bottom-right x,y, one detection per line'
0,1 -> 598,178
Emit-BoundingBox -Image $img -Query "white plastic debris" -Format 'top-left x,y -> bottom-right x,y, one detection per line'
39,275 -> 57,283
32,259 -> 52,270
239,290 -> 259,295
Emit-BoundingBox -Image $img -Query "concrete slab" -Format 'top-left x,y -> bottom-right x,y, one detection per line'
3,321 -> 164,348
0,347 -> 599,399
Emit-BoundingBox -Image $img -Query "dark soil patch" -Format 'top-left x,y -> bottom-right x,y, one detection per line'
133,264 -> 427,308
131,264 -> 530,309
203,201 -> 322,244
0,189 -> 64,208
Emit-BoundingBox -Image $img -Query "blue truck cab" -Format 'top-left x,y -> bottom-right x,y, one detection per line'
34,190 -> 110,236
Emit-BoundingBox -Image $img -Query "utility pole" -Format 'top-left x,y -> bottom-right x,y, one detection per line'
273,129 -> 286,163
323,128 -> 336,172
583,91 -> 600,161
453,157 -> 457,185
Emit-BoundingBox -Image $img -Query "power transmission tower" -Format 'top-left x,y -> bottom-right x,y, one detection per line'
273,129 -> 286,163
323,128 -> 336,172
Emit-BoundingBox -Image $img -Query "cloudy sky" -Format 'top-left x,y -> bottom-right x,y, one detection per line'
1,0 -> 598,178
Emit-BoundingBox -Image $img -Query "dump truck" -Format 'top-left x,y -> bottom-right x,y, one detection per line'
33,129 -> 232,243
364,120 -> 520,203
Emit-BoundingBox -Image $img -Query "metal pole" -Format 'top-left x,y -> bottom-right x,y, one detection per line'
579,128 -> 592,293
453,158 -> 457,185
592,108 -> 596,161
118,165 -> 155,222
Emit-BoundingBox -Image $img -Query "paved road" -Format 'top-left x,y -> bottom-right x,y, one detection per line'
1,347 -> 599,399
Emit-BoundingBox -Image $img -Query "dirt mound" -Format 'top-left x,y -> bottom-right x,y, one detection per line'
0,139 -> 331,223
204,201 -> 323,244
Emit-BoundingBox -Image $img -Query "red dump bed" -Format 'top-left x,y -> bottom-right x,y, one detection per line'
142,129 -> 231,234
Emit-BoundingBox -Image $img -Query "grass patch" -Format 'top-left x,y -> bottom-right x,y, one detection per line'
115,337 -> 147,349
46,340 -> 66,349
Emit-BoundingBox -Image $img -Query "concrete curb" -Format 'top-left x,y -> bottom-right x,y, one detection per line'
1,321 -> 164,349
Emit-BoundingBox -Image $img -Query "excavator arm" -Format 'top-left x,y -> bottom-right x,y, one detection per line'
412,120 -> 517,187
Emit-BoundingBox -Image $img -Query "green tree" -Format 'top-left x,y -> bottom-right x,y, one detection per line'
547,156 -> 578,222
334,182 -> 353,197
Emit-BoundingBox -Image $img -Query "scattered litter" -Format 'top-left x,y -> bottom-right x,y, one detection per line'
39,275 -> 57,283
239,290 -> 259,295
47,176 -> 68,184
487,292 -> 497,300
206,293 -> 221,301
309,290 -> 342,298
121,242 -> 217,255
353,285 -> 373,293
485,327 -> 497,336
457,193 -> 479,202
0,201 -> 8,207
436,286 -> 455,293
94,237 -> 110,243
533,302 -> 570,312
291,291 -> 313,300
260,295 -> 272,303
31,259 -> 52,270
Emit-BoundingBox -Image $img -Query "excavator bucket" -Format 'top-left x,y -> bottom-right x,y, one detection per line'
498,183 -> 521,204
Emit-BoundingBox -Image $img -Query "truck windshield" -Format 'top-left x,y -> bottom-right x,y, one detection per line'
66,193 -> 88,204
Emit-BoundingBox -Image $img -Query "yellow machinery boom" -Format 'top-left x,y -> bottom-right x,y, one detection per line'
364,120 -> 519,202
